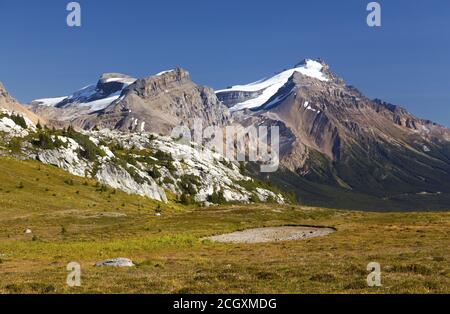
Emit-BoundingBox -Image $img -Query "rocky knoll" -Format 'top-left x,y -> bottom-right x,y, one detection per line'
0,82 -> 45,125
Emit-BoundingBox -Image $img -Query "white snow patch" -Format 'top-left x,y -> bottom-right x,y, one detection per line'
156,69 -> 175,76
32,96 -> 68,107
69,84 -> 97,100
104,77 -> 136,85
80,93 -> 121,112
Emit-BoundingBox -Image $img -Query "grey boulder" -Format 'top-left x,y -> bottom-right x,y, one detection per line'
95,258 -> 134,267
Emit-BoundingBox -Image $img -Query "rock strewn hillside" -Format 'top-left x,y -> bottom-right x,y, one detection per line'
0,110 -> 284,205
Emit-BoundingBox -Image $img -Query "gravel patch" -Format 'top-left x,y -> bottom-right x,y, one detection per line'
205,226 -> 335,243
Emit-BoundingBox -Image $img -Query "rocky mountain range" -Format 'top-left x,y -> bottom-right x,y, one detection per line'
2,58 -> 450,210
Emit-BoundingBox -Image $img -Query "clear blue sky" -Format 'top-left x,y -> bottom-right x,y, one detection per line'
0,0 -> 449,126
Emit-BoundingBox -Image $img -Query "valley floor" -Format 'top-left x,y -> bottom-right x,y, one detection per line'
0,158 -> 449,293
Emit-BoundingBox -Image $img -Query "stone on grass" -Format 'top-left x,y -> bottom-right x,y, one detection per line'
95,258 -> 134,267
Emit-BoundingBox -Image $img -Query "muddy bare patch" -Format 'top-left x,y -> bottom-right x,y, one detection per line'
205,226 -> 335,243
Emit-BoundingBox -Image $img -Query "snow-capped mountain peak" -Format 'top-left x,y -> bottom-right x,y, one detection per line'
30,73 -> 137,113
293,59 -> 329,81
216,59 -> 329,111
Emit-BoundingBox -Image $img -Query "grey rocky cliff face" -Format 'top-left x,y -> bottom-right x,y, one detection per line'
217,90 -> 264,108
95,162 -> 167,202
0,82 -> 7,98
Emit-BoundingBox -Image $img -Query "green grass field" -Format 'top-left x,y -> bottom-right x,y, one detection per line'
0,157 -> 449,294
